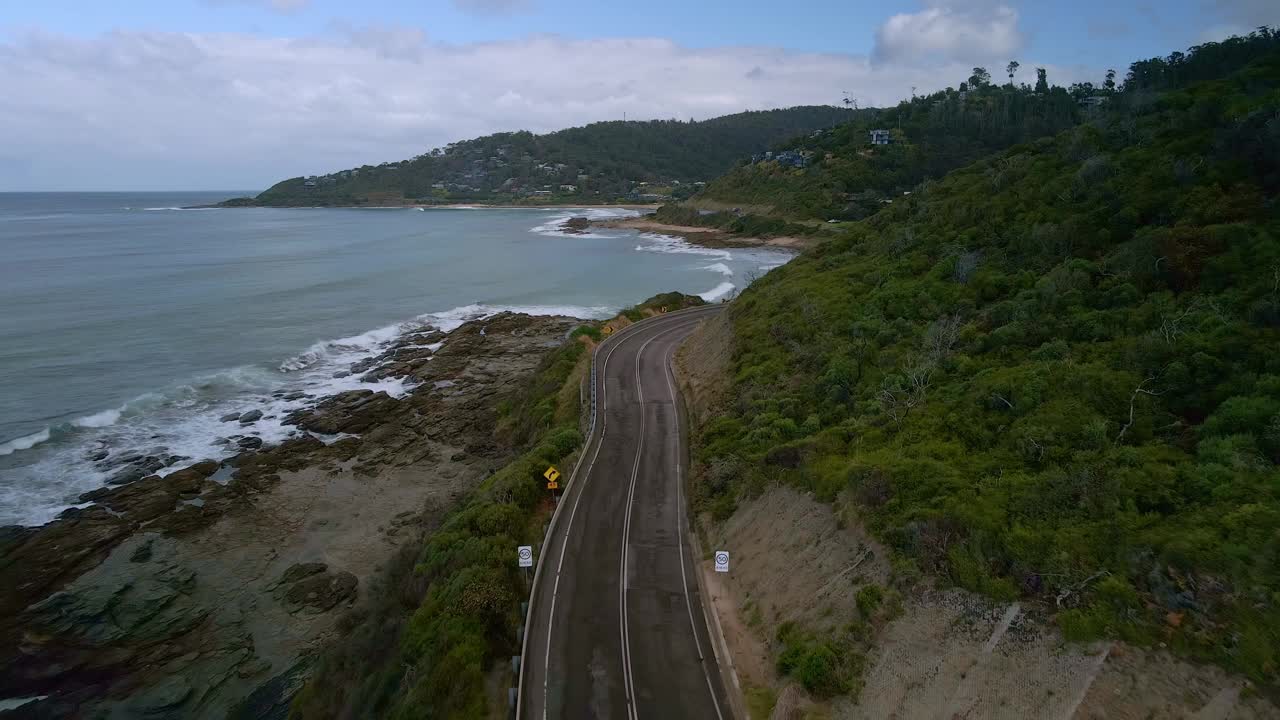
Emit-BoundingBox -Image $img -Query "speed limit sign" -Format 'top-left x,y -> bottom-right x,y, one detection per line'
714,551 -> 729,573
518,545 -> 533,568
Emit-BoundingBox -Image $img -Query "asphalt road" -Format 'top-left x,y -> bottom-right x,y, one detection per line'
521,307 -> 731,720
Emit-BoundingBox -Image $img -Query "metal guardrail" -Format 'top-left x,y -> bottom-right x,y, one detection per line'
513,305 -> 722,720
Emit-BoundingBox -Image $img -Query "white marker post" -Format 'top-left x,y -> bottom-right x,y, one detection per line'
714,550 -> 730,573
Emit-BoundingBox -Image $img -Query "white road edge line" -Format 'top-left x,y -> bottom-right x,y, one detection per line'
660,329 -> 727,720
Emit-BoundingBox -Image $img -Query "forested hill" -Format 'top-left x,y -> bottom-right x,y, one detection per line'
695,28 -> 1280,694
694,68 -> 1092,220
234,106 -> 856,207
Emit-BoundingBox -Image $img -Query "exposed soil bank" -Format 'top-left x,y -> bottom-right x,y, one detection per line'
0,312 -> 579,719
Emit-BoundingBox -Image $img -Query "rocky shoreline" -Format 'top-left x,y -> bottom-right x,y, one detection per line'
567,215 -> 815,250
0,312 -> 581,718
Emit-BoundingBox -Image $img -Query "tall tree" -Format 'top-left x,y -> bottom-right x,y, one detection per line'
1104,68 -> 1117,92
1035,67 -> 1050,93
970,67 -> 992,88
1006,60 -> 1021,86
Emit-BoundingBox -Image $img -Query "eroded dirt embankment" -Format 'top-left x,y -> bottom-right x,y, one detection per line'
674,312 -> 1276,720
0,312 -> 578,719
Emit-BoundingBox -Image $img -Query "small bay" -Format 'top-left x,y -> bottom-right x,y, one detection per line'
0,192 -> 789,525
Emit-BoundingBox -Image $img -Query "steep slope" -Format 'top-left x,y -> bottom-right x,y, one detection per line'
687,28 -> 1280,704
239,107 -> 854,207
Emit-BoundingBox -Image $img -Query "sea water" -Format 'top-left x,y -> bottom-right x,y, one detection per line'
0,192 -> 790,525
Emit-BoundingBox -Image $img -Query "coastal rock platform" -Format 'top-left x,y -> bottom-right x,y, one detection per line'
0,312 -> 579,719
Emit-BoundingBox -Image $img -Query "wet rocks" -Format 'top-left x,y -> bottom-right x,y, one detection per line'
237,436 -> 264,450
283,390 -> 401,435
8,534 -> 258,716
560,216 -> 592,234
0,505 -> 136,621
273,562 -> 358,614
129,675 -> 193,713
107,455 -> 167,485
238,409 -> 263,424
220,411 -> 243,422
87,459 -> 221,525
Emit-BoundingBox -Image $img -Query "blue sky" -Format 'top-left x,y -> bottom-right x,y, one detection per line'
0,0 -> 1275,190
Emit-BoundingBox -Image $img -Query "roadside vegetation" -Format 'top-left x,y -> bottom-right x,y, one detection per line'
693,28 -> 1280,692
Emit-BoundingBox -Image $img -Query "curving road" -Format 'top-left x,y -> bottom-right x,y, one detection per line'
520,306 -> 731,720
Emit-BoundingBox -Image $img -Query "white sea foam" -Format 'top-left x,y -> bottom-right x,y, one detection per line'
698,282 -> 737,302
1,299 -> 618,526
417,302 -> 615,332
0,429 -> 51,457
634,231 -> 733,260
280,322 -> 406,372
73,407 -> 123,428
528,207 -> 639,239
702,262 -> 734,277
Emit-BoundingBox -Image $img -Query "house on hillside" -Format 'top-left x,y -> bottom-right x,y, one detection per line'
1079,95 -> 1108,108
870,129 -> 893,146
775,150 -> 811,168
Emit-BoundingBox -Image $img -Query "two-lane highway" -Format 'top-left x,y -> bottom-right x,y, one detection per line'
521,307 -> 730,719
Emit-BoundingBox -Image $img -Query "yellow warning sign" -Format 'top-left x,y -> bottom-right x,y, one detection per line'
602,326 -> 614,335
547,480 -> 559,490
544,466 -> 560,483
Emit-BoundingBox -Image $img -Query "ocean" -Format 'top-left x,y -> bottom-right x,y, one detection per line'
0,192 -> 790,526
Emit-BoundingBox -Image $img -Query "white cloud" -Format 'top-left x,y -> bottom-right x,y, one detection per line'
873,1 -> 1023,64
1199,0 -> 1280,41
0,28 -> 1092,191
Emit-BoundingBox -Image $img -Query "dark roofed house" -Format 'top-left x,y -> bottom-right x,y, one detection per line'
870,129 -> 892,146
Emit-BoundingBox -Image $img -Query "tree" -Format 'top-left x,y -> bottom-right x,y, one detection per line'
1006,60 -> 1020,86
969,67 -> 992,88
1035,67 -> 1049,93
1104,68 -> 1117,92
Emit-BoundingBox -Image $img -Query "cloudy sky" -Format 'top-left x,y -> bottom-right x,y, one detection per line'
1,0 -> 1276,191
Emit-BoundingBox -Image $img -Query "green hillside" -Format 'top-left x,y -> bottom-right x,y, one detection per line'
691,71 -> 1088,221
693,27 -> 1280,692
234,107 -> 856,207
